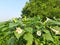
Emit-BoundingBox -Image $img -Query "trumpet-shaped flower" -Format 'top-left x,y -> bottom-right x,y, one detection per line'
16,27 -> 22,34
55,31 -> 59,35
50,27 -> 59,35
46,17 -> 51,22
37,31 -> 41,36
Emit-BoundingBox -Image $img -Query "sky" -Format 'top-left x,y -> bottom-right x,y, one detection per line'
0,0 -> 28,22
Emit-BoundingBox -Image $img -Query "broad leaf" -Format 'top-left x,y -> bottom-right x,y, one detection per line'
25,27 -> 33,33
14,30 -> 24,39
23,33 -> 33,45
42,29 -> 53,41
7,36 -> 15,45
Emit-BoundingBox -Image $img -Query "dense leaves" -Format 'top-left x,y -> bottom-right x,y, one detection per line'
22,0 -> 60,19
0,16 -> 60,45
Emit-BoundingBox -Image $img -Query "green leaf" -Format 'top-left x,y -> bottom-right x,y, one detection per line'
1,27 -> 8,31
0,25 -> 6,29
25,27 -> 33,33
23,33 -> 33,45
9,23 -> 18,28
7,36 -> 15,45
35,39 -> 40,45
14,30 -> 24,39
52,26 -> 60,31
42,29 -> 53,41
46,20 -> 60,26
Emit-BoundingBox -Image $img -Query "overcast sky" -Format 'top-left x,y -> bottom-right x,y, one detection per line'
0,0 -> 28,22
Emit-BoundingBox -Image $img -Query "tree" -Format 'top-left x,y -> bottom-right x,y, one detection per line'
21,0 -> 60,19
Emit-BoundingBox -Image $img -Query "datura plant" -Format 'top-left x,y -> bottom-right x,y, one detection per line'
0,16 -> 60,45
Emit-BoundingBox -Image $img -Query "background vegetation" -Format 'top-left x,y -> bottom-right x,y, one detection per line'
22,0 -> 60,19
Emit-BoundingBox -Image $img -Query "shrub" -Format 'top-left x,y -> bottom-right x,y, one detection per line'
0,17 -> 60,45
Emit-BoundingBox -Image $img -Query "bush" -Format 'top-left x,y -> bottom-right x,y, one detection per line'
0,16 -> 60,45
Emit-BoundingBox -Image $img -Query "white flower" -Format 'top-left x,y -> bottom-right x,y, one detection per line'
16,27 -> 22,34
50,27 -> 59,35
46,17 -> 51,22
55,31 -> 59,35
52,29 -> 59,35
37,31 -> 41,36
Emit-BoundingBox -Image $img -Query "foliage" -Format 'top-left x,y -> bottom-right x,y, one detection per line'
0,16 -> 60,45
22,0 -> 60,19
0,0 -> 60,45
